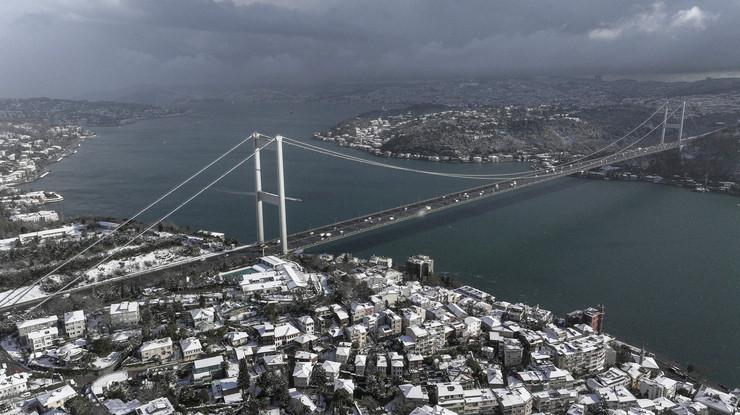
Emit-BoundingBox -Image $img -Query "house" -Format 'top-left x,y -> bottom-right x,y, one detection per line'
493,386 -> 533,415
17,316 -> 58,338
334,378 -> 355,395
139,338 -> 173,362
63,310 -> 86,338
410,405 -> 459,415
35,384 -> 77,410
354,354 -> 367,376
435,382 -> 466,414
639,376 -> 678,400
179,337 -> 204,361
274,323 -> 301,346
211,377 -> 240,402
463,387 -> 498,415
289,389 -> 318,414
293,362 -> 314,388
25,327 -> 58,352
297,316 -> 315,335
399,384 -> 430,405
345,324 -> 367,348
224,331 -> 250,347
693,386 -> 738,415
110,302 -> 140,328
0,369 -> 30,399
135,397 -> 175,415
193,356 -> 224,383
189,307 -> 216,328
322,360 -> 341,382
335,344 -> 351,364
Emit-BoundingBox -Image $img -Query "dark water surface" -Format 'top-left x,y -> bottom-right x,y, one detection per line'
28,101 -> 740,385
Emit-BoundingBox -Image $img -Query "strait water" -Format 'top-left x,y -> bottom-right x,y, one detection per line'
27,101 -> 740,385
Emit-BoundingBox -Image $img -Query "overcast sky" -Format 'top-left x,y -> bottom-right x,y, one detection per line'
1,0 -> 739,98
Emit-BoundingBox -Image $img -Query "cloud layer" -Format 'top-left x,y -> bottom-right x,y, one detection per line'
0,0 -> 738,98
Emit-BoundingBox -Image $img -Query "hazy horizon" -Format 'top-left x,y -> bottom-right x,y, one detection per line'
2,1 -> 740,100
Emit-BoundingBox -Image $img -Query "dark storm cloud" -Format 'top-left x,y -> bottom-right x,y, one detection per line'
1,0 -> 739,97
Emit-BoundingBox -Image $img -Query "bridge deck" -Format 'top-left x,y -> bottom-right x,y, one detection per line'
280,140 -> 684,251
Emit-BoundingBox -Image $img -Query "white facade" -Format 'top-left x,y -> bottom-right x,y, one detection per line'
0,370 -> 30,399
26,327 -> 59,351
63,310 -> 86,338
139,337 -> 174,362
110,301 -> 140,327
17,315 -> 58,338
179,337 -> 203,360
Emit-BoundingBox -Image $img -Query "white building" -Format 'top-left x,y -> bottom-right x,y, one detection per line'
297,316 -> 314,335
493,386 -> 533,415
139,337 -> 174,362
135,397 -> 175,415
639,376 -> 678,400
0,369 -> 30,399
293,362 -> 314,388
548,335 -> 606,376
179,337 -> 203,361
35,384 -> 77,410
63,310 -> 86,338
26,327 -> 59,352
189,307 -> 216,328
503,338 -> 524,367
110,301 -> 140,328
463,387 -> 498,415
693,386 -> 738,415
435,382 -> 466,414
346,324 -> 368,348
274,323 -> 301,346
17,315 -> 58,338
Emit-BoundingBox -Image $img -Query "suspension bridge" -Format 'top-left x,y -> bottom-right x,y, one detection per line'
0,101 -> 728,312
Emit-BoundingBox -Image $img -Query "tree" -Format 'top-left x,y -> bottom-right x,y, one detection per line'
90,337 -> 114,355
310,365 -> 327,391
264,303 -> 278,323
66,396 -> 105,415
332,390 -> 354,415
238,358 -> 250,391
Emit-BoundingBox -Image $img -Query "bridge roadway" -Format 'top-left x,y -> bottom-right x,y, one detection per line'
0,139 -> 690,312
282,139 -> 686,251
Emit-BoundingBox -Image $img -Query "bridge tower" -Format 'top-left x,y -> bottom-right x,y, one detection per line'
252,133 -> 290,255
661,101 -> 687,146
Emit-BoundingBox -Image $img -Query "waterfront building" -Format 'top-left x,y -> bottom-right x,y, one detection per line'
693,386 -> 738,415
406,255 -> 435,279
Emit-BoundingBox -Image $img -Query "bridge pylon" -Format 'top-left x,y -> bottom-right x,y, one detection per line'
252,132 -> 291,255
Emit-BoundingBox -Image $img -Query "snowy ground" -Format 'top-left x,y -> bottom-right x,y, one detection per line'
82,247 -> 204,283
0,285 -> 47,308
1,335 -> 24,362
92,352 -> 121,369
